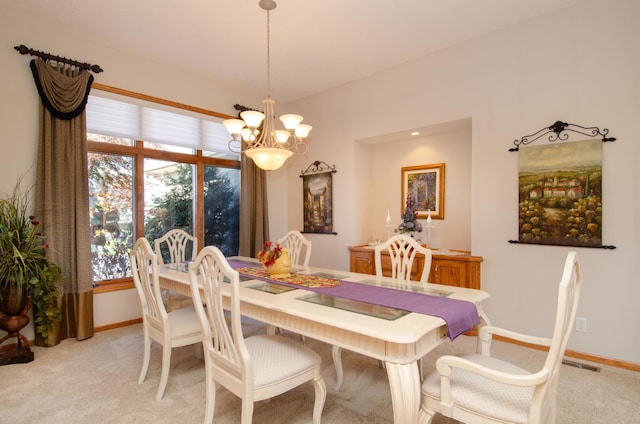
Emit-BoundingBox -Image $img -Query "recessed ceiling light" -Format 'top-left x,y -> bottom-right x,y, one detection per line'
411,131 -> 420,136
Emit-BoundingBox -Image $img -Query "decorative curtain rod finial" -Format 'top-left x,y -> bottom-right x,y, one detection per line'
14,44 -> 103,73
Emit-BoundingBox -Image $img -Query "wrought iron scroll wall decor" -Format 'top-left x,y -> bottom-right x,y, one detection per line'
508,120 -> 616,152
300,161 -> 337,235
509,120 -> 616,249
300,160 -> 336,176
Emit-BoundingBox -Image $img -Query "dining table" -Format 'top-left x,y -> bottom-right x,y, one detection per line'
156,255 -> 490,424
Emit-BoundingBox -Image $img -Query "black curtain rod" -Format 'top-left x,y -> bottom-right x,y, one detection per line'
14,44 -> 103,73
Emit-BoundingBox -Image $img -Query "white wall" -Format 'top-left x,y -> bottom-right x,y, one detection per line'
280,0 -> 639,364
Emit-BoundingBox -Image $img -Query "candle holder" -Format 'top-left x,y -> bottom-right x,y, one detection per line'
386,224 -> 394,240
425,211 -> 435,247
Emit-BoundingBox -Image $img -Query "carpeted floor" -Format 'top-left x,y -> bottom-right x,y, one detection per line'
1,319 -> 638,423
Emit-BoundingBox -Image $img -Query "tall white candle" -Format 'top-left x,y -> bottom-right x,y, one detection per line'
426,210 -> 432,226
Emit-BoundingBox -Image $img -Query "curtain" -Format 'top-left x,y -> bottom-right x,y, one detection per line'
30,58 -> 94,343
239,154 -> 270,257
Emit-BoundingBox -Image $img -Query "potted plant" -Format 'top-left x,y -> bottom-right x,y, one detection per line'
0,180 -> 62,346
395,194 -> 423,236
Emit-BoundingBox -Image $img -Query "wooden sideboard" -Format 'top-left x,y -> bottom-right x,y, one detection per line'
348,245 -> 483,289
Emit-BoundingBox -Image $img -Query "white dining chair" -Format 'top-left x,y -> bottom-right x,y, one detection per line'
188,246 -> 327,424
130,237 -> 203,401
154,229 -> 198,311
154,228 -> 197,264
277,230 -> 312,267
333,234 -> 432,390
419,251 -> 581,424
375,234 -> 432,284
275,230 -> 313,339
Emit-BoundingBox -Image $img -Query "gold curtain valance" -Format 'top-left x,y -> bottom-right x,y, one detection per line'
29,59 -> 93,120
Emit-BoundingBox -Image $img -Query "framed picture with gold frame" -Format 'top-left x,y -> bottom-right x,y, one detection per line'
401,163 -> 445,219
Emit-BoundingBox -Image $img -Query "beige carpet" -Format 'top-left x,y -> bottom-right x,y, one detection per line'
1,319 -> 638,424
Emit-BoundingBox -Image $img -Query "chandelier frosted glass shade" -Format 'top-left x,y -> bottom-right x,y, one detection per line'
222,119 -> 245,135
245,147 -> 293,171
295,124 -> 312,138
280,114 -> 303,130
240,110 -> 265,128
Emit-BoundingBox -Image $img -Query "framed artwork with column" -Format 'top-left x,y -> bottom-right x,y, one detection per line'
401,163 -> 445,219
301,160 -> 337,234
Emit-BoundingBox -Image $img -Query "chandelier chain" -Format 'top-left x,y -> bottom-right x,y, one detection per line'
266,9 -> 271,99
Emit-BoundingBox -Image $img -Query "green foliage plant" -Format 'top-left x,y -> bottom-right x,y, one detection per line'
0,179 -> 62,344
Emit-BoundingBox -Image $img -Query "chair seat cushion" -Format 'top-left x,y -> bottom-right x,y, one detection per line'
422,353 -> 535,424
168,306 -> 202,338
245,335 -> 321,389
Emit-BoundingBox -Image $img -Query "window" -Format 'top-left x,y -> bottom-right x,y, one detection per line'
87,87 -> 239,287
89,144 -> 134,282
203,165 -> 240,254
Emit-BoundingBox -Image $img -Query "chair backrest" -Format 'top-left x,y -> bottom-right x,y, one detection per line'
188,246 -> 251,392
130,237 -> 168,330
277,230 -> 312,267
534,251 -> 581,420
154,229 -> 197,265
375,234 -> 432,284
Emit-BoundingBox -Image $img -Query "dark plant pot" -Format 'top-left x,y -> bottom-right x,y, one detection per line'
0,285 -> 32,353
0,285 -> 28,316
34,317 -> 60,347
33,295 -> 63,347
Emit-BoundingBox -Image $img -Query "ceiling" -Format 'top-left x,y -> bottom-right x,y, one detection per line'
6,0 -> 586,103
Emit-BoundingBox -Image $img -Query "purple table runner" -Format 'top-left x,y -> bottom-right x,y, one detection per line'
228,260 -> 479,340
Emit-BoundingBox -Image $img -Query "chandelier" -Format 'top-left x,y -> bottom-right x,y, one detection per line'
223,0 -> 312,171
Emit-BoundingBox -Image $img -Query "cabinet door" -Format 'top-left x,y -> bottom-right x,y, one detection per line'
432,259 -> 467,288
351,251 -> 374,275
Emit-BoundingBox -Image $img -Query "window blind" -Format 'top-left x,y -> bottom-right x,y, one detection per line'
86,92 -> 235,156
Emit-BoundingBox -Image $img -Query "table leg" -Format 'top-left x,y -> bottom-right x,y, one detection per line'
475,304 -> 492,353
385,360 -> 421,424
265,324 -> 277,335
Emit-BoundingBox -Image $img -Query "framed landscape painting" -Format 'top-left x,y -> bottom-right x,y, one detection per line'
401,163 -> 445,219
518,138 -> 602,247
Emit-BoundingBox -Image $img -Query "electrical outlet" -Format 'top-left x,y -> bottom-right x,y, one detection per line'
575,317 -> 587,333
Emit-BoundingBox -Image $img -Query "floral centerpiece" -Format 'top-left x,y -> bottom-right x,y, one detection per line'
396,194 -> 423,235
257,241 -> 284,267
257,241 -> 291,276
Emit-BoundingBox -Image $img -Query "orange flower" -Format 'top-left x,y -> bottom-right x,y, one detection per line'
257,241 -> 283,267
